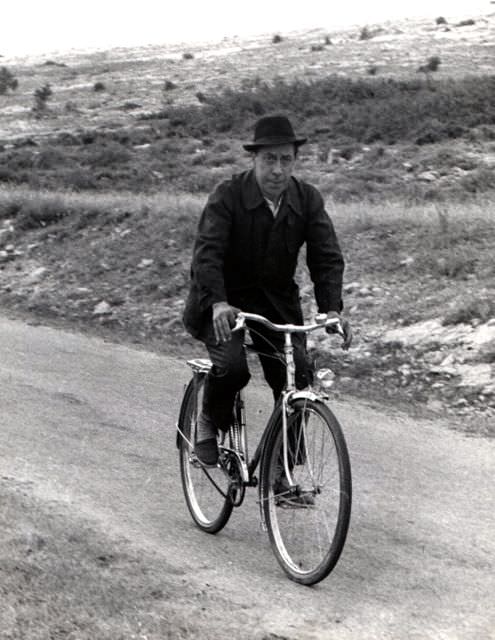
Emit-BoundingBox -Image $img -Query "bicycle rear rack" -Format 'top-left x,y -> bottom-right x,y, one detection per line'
186,358 -> 212,374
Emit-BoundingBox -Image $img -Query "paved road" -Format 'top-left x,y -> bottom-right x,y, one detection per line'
0,316 -> 493,639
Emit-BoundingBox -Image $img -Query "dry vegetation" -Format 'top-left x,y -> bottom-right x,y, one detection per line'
0,11 -> 494,422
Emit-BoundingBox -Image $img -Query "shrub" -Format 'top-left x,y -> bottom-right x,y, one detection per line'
34,146 -> 68,169
0,67 -> 18,95
87,141 -> 132,168
425,56 -> 441,72
64,101 -> 80,113
93,81 -> 106,92
456,19 -> 475,27
0,167 -> 17,184
32,83 -> 53,118
311,44 -> 324,52
119,101 -> 141,111
163,80 -> 177,91
367,65 -> 378,76
272,34 -> 283,44
15,196 -> 68,230
359,26 -> 372,41
43,60 -> 67,67
62,169 -> 98,191
182,52 -> 194,60
435,16 -> 447,25
324,35 -> 332,45
443,293 -> 495,325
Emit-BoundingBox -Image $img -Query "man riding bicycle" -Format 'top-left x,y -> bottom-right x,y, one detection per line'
183,115 -> 352,466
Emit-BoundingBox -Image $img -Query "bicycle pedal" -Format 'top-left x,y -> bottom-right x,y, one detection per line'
275,492 -> 316,508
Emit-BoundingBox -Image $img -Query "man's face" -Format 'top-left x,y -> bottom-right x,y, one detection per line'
253,143 -> 296,201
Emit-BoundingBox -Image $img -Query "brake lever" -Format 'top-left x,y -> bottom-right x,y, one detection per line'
315,313 -> 343,336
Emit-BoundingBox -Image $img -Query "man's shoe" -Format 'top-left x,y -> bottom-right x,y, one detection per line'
273,476 -> 315,508
194,438 -> 219,466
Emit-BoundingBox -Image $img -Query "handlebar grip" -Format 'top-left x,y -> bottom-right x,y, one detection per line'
232,315 -> 246,332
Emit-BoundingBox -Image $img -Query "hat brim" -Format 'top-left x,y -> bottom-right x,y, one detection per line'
243,137 -> 307,152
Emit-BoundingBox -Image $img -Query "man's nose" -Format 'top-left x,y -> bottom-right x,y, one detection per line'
271,160 -> 283,174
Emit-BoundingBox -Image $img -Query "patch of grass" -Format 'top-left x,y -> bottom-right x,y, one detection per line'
0,480 -> 220,639
442,291 -> 495,325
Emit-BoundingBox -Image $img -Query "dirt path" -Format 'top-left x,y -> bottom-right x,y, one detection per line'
0,316 -> 493,639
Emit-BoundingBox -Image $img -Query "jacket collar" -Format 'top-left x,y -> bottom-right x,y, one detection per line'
241,170 -> 303,217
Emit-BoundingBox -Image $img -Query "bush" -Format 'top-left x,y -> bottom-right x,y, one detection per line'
456,19 -> 475,27
86,141 -> 132,168
426,56 -> 441,72
0,67 -> 18,95
14,196 -> 68,231
34,146 -> 68,169
62,169 -> 98,191
435,16 -> 447,25
32,83 -> 53,118
0,167 -> 17,184
359,26 -> 372,41
272,34 -> 283,44
443,293 -> 495,325
93,81 -> 106,92
43,60 -> 67,67
182,52 -> 194,60
163,80 -> 177,91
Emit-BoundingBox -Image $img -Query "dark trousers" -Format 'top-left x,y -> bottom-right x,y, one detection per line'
201,322 -> 313,432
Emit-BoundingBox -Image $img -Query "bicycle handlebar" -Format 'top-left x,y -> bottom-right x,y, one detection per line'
232,311 -> 344,336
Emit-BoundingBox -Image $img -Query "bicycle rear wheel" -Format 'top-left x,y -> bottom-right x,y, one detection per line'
178,375 -> 233,534
261,398 -> 351,585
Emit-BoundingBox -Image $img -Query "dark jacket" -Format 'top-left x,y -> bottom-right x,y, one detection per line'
183,169 -> 344,339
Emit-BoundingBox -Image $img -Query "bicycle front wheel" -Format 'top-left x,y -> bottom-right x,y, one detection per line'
261,398 -> 352,585
178,376 -> 233,534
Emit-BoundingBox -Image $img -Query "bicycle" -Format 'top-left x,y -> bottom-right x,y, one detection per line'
176,311 -> 352,585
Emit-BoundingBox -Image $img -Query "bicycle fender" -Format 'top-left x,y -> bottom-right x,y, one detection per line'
289,390 -> 327,404
176,378 -> 196,449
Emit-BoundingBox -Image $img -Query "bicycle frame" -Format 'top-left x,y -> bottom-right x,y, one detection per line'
180,312 -> 342,494
233,312 -> 341,491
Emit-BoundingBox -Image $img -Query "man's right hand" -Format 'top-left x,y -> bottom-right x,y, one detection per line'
212,302 -> 239,343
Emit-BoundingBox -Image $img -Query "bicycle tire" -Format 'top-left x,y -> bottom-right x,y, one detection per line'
261,398 -> 351,585
178,375 -> 233,534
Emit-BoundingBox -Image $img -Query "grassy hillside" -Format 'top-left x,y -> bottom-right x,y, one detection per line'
1,12 -> 495,201
0,11 -> 494,430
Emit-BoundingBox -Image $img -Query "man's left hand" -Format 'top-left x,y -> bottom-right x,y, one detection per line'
325,311 -> 353,350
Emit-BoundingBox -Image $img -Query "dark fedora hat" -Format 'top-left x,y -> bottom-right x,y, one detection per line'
243,115 -> 307,151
